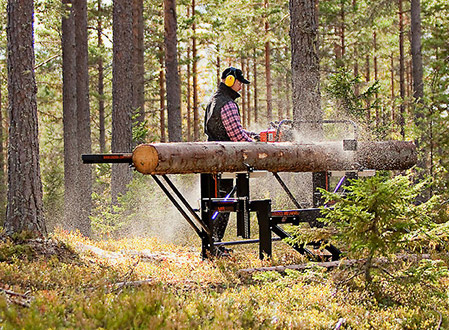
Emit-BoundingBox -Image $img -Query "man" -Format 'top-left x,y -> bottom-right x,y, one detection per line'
205,67 -> 257,142
204,67 -> 257,255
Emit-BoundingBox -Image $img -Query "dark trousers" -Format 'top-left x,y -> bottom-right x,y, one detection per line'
213,178 -> 234,241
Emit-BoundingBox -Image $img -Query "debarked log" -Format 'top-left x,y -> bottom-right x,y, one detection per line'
131,141 -> 417,175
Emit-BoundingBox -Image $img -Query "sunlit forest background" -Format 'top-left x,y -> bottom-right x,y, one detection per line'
0,0 -> 447,232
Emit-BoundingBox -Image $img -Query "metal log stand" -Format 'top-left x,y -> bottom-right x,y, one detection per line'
153,169 -> 346,260
82,152 -> 346,260
198,171 -> 345,260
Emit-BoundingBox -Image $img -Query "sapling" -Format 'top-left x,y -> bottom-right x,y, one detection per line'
318,173 -> 437,283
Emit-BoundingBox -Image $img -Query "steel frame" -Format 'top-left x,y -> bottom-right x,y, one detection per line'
151,171 -> 348,260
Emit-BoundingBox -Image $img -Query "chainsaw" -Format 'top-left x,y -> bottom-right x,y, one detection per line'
259,119 -> 294,142
259,119 -> 358,151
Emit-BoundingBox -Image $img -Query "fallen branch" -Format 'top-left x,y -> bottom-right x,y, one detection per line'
111,279 -> 154,291
0,287 -> 32,308
238,253 -> 442,275
0,287 -> 29,298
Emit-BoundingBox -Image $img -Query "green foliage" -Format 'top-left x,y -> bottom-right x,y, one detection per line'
325,68 -> 380,120
318,173 -> 442,282
132,111 -> 153,144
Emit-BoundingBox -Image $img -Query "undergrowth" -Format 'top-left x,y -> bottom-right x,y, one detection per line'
0,229 -> 448,329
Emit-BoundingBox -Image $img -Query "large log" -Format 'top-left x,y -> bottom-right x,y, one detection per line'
131,141 -> 417,175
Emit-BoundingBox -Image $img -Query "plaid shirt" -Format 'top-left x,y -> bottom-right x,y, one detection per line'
221,101 -> 254,142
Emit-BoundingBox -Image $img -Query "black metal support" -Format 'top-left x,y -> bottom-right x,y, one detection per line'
151,175 -> 203,238
312,171 -> 329,208
200,174 -> 216,258
272,172 -> 302,209
270,224 -> 315,259
161,175 -> 210,235
214,237 -> 282,246
250,200 -> 272,259
236,173 -> 250,238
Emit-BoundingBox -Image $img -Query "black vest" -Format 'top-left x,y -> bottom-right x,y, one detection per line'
204,83 -> 241,141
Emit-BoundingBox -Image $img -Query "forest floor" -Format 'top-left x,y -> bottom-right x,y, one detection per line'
0,229 -> 448,329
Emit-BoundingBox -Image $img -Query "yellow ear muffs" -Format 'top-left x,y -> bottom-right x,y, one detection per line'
225,74 -> 235,87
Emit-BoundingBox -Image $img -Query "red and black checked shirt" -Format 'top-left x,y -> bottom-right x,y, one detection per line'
220,101 -> 254,142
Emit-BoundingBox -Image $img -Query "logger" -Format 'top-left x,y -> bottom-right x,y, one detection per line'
82,137 -> 417,260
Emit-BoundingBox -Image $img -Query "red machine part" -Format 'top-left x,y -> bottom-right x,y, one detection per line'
259,129 -> 277,142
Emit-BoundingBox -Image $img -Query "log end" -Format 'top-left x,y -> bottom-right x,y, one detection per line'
132,144 -> 159,174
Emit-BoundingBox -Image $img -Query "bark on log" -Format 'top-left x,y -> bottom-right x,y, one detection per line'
132,141 -> 416,175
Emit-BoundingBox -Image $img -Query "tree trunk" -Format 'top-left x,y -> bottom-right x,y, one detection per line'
398,0 -> 405,138
192,0 -> 199,141
62,0 -> 79,229
410,0 -> 427,176
246,57 -> 251,127
354,43 -> 359,96
112,0 -> 134,204
241,57 -> 247,127
216,46 -> 221,86
410,0 -> 424,107
253,50 -> 258,124
365,55 -> 370,123
340,0 -> 345,58
373,31 -> 379,127
164,0 -> 182,141
159,47 -> 166,142
265,0 -> 273,122
0,66 -> 4,223
74,0 -> 92,236
285,46 -> 292,120
390,53 -> 395,124
186,42 -> 191,142
5,0 -> 46,236
290,0 -> 322,139
97,0 -> 106,153
132,0 -> 145,132
132,141 -> 417,175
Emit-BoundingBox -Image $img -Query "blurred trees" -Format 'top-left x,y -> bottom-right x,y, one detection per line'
0,0 -> 447,233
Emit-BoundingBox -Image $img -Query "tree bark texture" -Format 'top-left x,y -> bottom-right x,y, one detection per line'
164,0 -> 182,141
192,0 -> 199,141
132,141 -> 417,175
62,0 -> 79,229
365,55 -> 370,123
0,63 -> 4,222
390,53 -> 395,122
398,0 -> 405,138
97,0 -> 106,153
186,24 -> 191,142
289,0 -> 323,139
132,0 -> 145,129
410,0 -> 427,174
265,0 -> 273,122
373,32 -> 379,127
159,48 -> 166,142
246,57 -> 251,127
241,57 -> 247,127
253,50 -> 258,124
74,0 -> 92,236
112,0 -> 134,203
410,0 -> 424,106
6,0 -> 46,235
